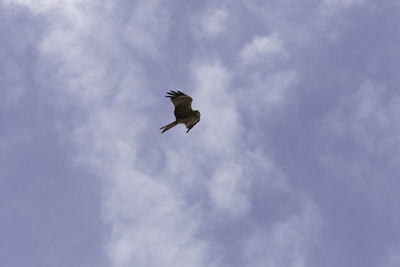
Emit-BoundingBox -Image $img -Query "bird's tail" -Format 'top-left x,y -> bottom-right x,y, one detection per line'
160,121 -> 178,133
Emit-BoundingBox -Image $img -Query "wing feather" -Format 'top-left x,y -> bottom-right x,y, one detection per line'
165,90 -> 193,120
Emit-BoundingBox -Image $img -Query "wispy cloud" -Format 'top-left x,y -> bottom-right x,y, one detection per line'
236,71 -> 298,122
123,0 -> 171,57
6,0 -> 398,266
197,7 -> 229,38
186,52 -> 319,264
3,0 -> 86,14
191,61 -> 239,155
7,1 -> 208,266
1,66 -> 25,105
244,199 -> 321,267
208,161 -> 249,214
322,0 -> 368,9
240,34 -> 287,64
381,243 -> 400,267
318,80 -> 400,168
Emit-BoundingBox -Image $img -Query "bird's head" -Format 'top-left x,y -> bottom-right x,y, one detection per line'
186,110 -> 201,133
194,110 -> 200,121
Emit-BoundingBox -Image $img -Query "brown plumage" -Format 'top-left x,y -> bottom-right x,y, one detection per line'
160,90 -> 201,133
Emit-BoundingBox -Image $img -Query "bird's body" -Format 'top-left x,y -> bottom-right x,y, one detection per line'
160,90 -> 200,133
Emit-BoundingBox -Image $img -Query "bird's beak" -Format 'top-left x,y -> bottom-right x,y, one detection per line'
186,126 -> 194,133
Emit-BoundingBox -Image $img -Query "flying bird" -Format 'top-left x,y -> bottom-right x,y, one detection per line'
160,90 -> 201,133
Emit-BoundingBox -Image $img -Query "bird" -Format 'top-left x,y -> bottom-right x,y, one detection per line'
160,90 -> 201,133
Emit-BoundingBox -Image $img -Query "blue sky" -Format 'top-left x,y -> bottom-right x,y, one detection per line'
1,0 -> 400,266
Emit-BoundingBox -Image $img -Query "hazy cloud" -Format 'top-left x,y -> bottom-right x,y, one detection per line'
244,200 -> 321,267
2,1 -> 399,267
381,244 -> 400,267
9,1 -> 207,266
197,7 -> 229,38
123,0 -> 171,57
191,61 -> 240,155
319,80 -> 400,168
323,0 -> 368,9
240,34 -> 287,64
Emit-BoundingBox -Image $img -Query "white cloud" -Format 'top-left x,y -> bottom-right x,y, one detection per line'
3,0 -> 103,105
241,0 -> 370,55
10,1 -> 208,266
323,0 -> 368,9
71,98 -> 208,267
123,0 -> 170,57
381,244 -> 400,267
7,1 -> 324,266
188,60 -> 295,221
3,0 -> 103,19
198,7 -> 229,38
1,67 -> 25,105
243,149 -> 289,192
191,61 -> 240,155
208,162 -> 249,215
235,71 -> 298,126
188,61 -> 252,216
240,34 -> 288,64
320,80 -> 400,167
251,71 -> 297,108
319,0 -> 369,19
104,171 -> 206,267
244,199 -> 321,267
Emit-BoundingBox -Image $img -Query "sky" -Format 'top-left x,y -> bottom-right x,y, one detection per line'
1,0 -> 400,266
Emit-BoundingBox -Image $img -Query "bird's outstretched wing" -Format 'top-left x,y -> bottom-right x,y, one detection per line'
165,90 -> 193,120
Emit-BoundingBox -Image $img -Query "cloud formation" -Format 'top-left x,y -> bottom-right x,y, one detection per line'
319,80 -> 400,168
198,7 -> 229,38
240,34 -> 287,64
323,0 -> 368,9
2,0 -> 399,267
123,0 -> 171,57
244,200 -> 321,267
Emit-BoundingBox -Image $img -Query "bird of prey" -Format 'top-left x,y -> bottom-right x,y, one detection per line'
160,90 -> 200,133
